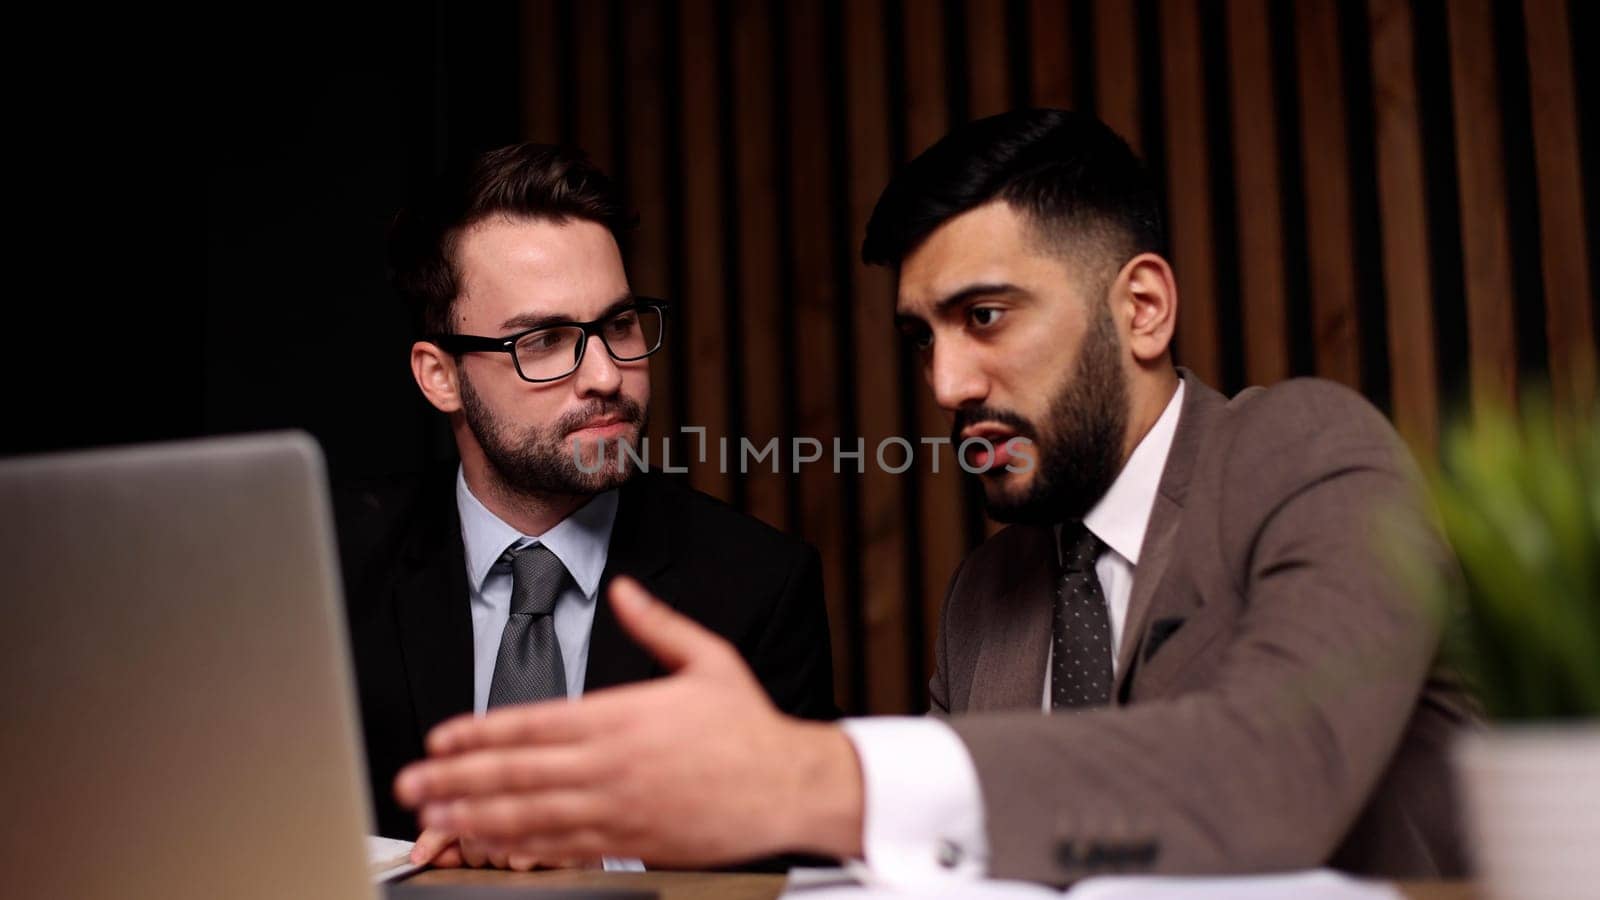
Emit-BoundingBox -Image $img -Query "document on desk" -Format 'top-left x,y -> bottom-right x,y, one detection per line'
782,866 -> 1402,898
368,835 -> 422,883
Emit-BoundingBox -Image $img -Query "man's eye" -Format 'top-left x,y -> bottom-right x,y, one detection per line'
970,307 -> 1005,328
901,326 -> 933,351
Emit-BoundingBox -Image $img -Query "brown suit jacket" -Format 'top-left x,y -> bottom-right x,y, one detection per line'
932,370 -> 1476,885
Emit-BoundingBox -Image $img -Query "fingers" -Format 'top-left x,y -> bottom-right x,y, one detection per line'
608,576 -> 737,672
397,744 -> 605,809
455,835 -> 542,872
424,699 -> 595,758
419,790 -> 613,845
497,830 -> 611,865
507,851 -> 541,871
433,844 -> 464,868
409,826 -> 458,865
459,835 -> 488,868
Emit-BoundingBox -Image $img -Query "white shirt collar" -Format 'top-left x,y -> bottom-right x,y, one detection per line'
1078,380 -> 1185,566
455,466 -> 619,598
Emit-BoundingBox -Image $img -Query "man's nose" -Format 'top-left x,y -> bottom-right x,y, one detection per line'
572,334 -> 623,396
928,343 -> 987,412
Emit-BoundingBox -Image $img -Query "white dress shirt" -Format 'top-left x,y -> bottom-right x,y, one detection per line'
841,382 -> 1186,886
454,469 -> 644,872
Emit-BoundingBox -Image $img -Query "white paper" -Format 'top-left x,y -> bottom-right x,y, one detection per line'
782,866 -> 1402,899
366,834 -> 421,883
782,866 -> 1056,899
1067,869 -> 1402,899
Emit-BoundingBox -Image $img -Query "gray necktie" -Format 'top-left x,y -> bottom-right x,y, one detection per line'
1051,522 -> 1113,709
487,543 -> 569,707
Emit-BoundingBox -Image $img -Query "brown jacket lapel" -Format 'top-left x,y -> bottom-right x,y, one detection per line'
1113,370 -> 1228,695
967,526 -> 1056,711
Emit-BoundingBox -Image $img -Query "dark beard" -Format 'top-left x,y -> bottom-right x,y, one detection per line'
458,373 -> 646,498
958,300 -> 1128,525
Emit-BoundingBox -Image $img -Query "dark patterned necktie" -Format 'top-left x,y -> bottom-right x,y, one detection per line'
487,543 -> 569,707
1051,522 -> 1113,710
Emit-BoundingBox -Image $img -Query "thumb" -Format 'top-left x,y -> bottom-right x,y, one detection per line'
607,576 -> 733,672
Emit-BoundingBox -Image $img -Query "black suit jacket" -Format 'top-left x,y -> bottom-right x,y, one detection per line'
335,468 -> 838,839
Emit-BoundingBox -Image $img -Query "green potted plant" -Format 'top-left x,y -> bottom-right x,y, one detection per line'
1408,395 -> 1599,900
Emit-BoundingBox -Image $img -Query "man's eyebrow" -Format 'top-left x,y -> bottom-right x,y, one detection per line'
897,282 -> 1024,324
497,294 -> 638,332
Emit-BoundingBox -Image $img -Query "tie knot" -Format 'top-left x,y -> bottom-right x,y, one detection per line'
506,543 -> 567,616
1058,522 -> 1104,574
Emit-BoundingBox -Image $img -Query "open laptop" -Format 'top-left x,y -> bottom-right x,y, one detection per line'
0,432 -> 652,899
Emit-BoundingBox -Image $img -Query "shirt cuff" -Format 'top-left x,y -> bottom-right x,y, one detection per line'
839,716 -> 989,887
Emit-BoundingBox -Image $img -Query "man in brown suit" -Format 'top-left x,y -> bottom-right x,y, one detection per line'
391,109 -> 1474,886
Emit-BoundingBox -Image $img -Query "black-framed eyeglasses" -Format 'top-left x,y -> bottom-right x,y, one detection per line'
428,299 -> 668,383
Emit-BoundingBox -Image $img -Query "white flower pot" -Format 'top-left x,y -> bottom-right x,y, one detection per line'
1454,724 -> 1600,900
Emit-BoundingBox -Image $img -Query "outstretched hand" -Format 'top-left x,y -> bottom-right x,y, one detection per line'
394,577 -> 864,867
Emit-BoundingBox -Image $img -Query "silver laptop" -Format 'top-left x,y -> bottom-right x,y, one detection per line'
1,432 -> 657,900
1,432 -> 378,899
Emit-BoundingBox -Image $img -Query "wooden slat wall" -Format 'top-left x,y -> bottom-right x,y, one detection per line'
1226,0 -> 1292,386
1159,0 -> 1222,387
518,0 -> 1599,715
1523,0 -> 1597,413
785,0 -> 855,711
900,0 -> 969,704
1447,0 -> 1520,420
1295,0 -> 1363,389
1368,0 -> 1440,456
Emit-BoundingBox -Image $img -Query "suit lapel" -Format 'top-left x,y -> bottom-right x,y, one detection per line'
395,474 -> 475,736
969,527 -> 1056,711
1114,370 -> 1226,697
585,474 -> 675,693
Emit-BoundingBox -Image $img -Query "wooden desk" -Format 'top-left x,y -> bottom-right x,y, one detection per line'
407,868 -> 786,899
409,868 -> 1476,899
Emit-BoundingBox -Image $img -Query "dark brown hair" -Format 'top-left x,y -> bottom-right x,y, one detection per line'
861,109 -> 1165,275
388,143 -> 633,336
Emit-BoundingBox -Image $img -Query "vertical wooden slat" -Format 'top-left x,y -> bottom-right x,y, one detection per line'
1028,0 -> 1074,108
732,0 -> 788,529
622,0 -> 676,453
1093,0 -> 1141,151
1445,0 -> 1518,417
1295,0 -> 1362,389
678,0 -> 733,500
1523,0 -> 1597,412
844,0 -> 910,714
786,0 -> 851,711
1158,0 -> 1221,386
1367,0 -> 1439,454
903,0 -> 948,157
971,0 -> 1020,541
573,1 -> 614,174
521,0 -> 563,142
966,0 -> 1010,119
1226,0 -> 1290,386
900,0 -> 969,693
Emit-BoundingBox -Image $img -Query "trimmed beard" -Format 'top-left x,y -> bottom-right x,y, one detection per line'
963,298 -> 1128,525
458,372 -> 646,498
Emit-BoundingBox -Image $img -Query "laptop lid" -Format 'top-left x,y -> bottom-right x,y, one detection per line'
1,432 -> 377,900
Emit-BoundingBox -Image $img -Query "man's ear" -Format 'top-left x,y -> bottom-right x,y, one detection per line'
411,341 -> 463,413
1116,253 -> 1178,365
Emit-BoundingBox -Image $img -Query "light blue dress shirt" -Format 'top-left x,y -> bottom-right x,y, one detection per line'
454,470 -> 643,872
455,467 -> 619,715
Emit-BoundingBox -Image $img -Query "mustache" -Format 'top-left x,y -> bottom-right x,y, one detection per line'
555,398 -> 646,436
949,405 -> 1038,446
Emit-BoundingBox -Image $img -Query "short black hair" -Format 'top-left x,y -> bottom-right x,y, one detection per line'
388,143 -> 634,336
861,109 -> 1165,275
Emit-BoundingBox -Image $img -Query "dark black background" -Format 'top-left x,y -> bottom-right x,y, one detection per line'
11,2 -> 524,480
